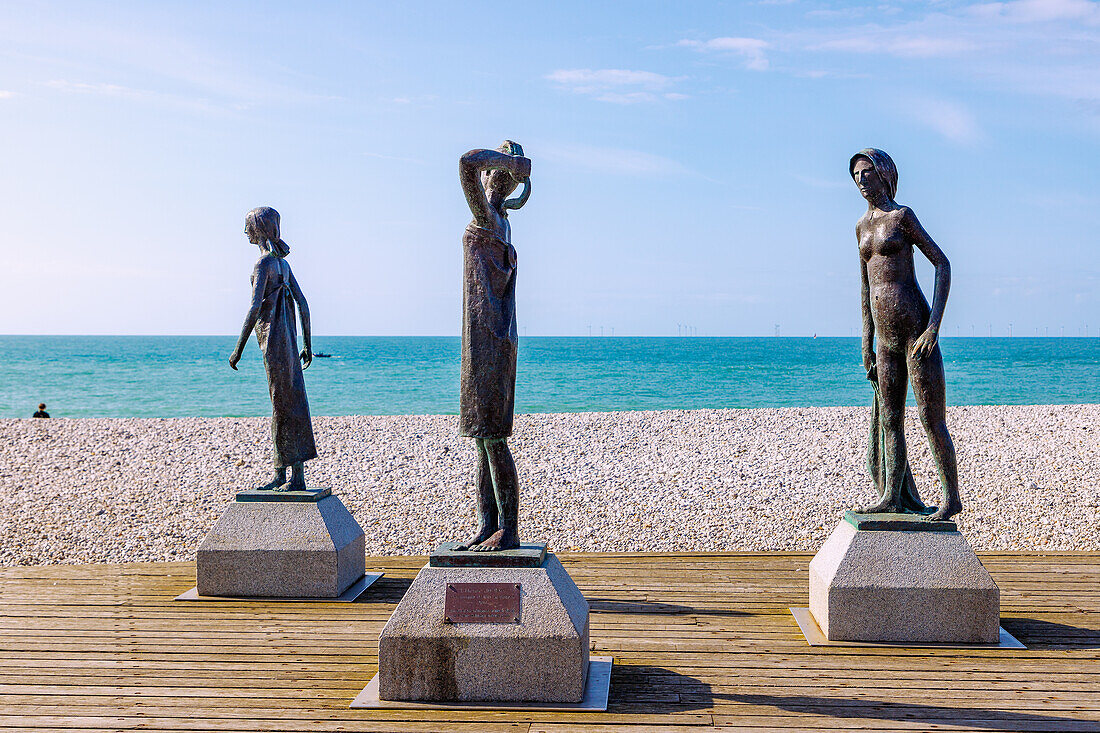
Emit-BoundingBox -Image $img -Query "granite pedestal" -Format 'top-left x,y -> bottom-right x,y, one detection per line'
196,489 -> 365,598
808,512 -> 1000,644
376,544 -> 589,703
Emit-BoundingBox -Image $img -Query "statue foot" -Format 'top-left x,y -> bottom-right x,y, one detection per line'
858,498 -> 905,514
254,477 -> 284,491
454,525 -> 497,552
471,528 -> 520,552
928,497 -> 962,522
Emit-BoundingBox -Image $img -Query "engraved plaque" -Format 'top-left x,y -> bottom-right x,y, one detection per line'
444,582 -> 521,624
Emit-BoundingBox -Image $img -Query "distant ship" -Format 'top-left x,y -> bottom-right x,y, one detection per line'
314,352 -> 333,358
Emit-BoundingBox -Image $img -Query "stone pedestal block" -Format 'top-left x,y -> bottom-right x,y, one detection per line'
377,554 -> 589,703
196,494 -> 365,598
809,519 -> 1000,643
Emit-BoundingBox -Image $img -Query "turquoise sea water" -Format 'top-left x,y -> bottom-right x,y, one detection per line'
1,336 -> 1097,418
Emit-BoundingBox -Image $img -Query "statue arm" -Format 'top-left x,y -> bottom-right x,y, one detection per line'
288,270 -> 313,370
459,149 -> 532,226
229,261 -> 268,370
860,249 -> 876,381
904,208 -> 951,356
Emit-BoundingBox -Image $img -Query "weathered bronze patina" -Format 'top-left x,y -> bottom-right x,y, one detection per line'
229,206 -> 317,492
454,141 -> 532,552
430,542 -> 547,568
851,148 -> 962,521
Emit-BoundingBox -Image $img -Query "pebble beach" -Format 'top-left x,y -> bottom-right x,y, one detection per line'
0,404 -> 1096,566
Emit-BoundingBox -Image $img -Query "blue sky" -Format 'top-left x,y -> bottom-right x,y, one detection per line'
1,0 -> 1098,336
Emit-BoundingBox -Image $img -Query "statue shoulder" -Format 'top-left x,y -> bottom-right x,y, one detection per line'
895,205 -> 924,233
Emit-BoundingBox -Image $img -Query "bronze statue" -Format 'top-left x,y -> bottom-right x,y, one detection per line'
851,148 -> 962,521
454,141 -> 532,551
229,206 -> 317,491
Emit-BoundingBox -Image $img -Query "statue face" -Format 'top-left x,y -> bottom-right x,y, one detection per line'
245,220 -> 263,245
483,168 -> 519,205
852,157 -> 887,204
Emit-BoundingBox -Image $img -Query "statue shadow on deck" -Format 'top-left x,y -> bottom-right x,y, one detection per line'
605,669 -> 1099,731
586,598 -> 749,616
352,575 -> 413,604
1001,617 -> 1100,650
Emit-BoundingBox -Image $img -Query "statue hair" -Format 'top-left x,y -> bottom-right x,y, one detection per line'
246,206 -> 291,258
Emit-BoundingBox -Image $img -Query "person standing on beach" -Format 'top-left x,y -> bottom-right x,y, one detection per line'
454,141 -> 532,552
229,206 -> 318,492
31,403 -> 49,418
852,148 -> 962,521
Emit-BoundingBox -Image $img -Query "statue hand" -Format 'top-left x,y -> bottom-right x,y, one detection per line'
512,156 -> 531,182
913,328 -> 939,360
300,349 -> 312,370
863,353 -> 877,382
229,350 -> 241,371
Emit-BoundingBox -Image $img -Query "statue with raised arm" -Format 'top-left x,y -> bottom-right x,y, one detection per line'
851,148 -> 962,522
454,140 -> 532,552
228,206 -> 317,492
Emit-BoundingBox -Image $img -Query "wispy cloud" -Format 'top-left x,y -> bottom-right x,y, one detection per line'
677,37 -> 771,70
545,68 -> 684,103
811,34 -> 976,58
970,0 -> 1100,24
902,94 -> 983,144
46,80 -> 154,99
785,2 -> 1100,114
0,90 -> 14,99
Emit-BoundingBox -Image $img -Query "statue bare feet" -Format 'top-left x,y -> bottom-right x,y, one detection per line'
256,469 -> 287,491
277,462 -> 306,492
928,496 -> 962,521
471,527 -> 520,552
900,493 -> 936,515
454,524 -> 497,551
859,497 -> 905,514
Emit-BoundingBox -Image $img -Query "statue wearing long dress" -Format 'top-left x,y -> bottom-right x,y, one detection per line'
851,149 -> 962,521
229,206 -> 317,492
454,141 -> 532,552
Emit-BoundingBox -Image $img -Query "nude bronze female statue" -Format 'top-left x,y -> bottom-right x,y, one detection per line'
454,141 -> 532,552
852,148 -> 962,522
229,206 -> 317,492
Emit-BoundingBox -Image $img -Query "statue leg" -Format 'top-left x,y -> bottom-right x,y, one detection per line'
909,343 -> 962,521
471,437 -> 520,552
284,462 -> 306,491
860,348 -> 908,514
455,439 -> 499,550
256,467 -> 287,491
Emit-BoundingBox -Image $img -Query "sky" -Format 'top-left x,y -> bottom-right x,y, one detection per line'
1,0 -> 1098,337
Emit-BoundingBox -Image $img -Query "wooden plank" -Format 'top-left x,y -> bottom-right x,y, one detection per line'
0,553 -> 1097,732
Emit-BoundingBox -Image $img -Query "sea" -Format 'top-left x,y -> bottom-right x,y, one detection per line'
1,336 -> 1098,418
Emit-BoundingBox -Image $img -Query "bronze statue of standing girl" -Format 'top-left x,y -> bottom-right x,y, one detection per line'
455,141 -> 532,551
851,148 -> 962,521
229,206 -> 317,492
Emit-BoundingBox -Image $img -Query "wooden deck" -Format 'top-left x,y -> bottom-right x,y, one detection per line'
1,552 -> 1098,732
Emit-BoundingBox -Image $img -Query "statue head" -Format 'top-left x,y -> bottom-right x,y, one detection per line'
850,148 -> 897,205
484,140 -> 529,213
245,206 -> 290,257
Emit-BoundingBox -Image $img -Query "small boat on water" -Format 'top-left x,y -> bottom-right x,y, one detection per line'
313,352 -> 333,358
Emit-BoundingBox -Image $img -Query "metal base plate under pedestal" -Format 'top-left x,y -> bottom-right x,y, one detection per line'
430,542 -> 548,568
790,607 -> 1025,649
235,487 -> 331,502
175,572 -> 383,602
350,656 -> 613,711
